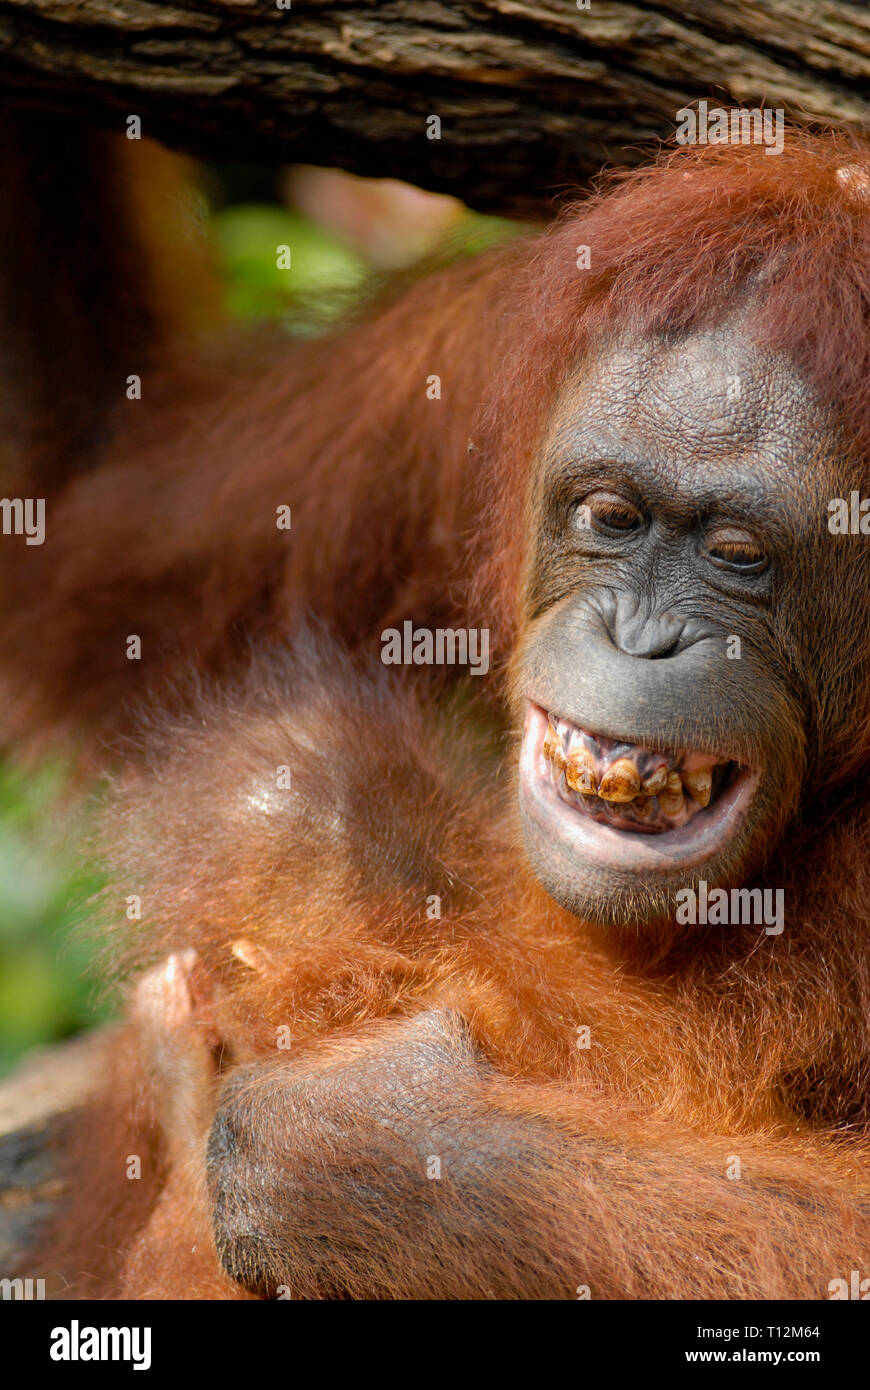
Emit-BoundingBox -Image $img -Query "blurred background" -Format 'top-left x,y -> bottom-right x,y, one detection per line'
0,157 -> 522,1076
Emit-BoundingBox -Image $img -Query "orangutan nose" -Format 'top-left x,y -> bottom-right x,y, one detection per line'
598,592 -> 693,660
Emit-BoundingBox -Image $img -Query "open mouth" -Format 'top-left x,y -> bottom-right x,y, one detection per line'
520,703 -> 760,873
542,712 -> 738,834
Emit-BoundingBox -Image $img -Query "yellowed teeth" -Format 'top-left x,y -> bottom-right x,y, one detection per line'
542,727 -> 719,810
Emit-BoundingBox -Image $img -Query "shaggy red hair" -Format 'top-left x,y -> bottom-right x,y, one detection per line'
474,128 -> 870,653
30,629 -> 870,1298
5,128 -> 870,752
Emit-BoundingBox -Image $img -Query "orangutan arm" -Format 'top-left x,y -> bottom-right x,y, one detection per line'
205,1010 -> 867,1301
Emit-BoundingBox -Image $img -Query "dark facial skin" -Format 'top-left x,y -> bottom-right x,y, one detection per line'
514,321 -> 867,930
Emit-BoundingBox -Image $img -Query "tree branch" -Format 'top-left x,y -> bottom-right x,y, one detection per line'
1,1 -> 869,214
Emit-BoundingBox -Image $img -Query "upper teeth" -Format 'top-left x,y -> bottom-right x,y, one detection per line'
565,746 -> 595,794
682,767 -> 712,808
642,765 -> 668,796
598,758 -> 641,803
543,716 -> 719,811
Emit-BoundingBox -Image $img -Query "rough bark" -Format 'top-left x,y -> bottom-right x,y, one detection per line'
1,1 -> 869,213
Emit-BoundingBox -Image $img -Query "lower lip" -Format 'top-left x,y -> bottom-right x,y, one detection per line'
519,703 -> 759,873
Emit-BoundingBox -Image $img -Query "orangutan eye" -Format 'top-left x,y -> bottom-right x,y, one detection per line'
704,525 -> 768,573
574,491 -> 644,537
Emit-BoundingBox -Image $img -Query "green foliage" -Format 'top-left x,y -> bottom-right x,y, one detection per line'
213,205 -> 369,324
0,762 -> 111,1076
448,211 -> 525,259
213,202 -> 521,327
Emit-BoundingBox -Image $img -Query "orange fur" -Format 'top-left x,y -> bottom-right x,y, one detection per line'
31,631 -> 870,1299
14,125 -> 870,1299
5,128 -> 870,753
